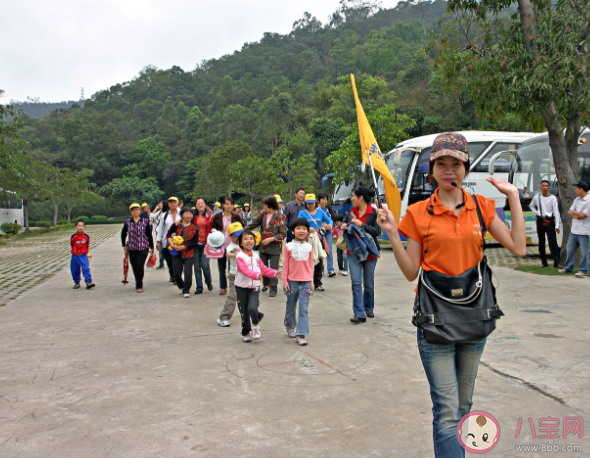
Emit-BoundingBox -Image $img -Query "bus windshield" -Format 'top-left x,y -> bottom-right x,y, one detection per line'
510,140 -> 556,195
333,182 -> 355,204
378,149 -> 414,197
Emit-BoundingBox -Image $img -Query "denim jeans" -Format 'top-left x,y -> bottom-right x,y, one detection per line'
565,233 -> 590,274
193,244 -> 212,292
348,255 -> 377,317
323,230 -> 335,274
417,328 -> 487,458
284,280 -> 311,336
337,248 -> 348,272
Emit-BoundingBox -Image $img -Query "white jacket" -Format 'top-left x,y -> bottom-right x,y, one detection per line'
309,232 -> 327,265
234,251 -> 278,289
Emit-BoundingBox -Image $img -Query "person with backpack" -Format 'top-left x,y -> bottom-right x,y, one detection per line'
376,132 -> 526,457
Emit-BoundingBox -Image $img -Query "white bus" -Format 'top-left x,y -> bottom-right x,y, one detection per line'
502,129 -> 590,244
377,131 -> 537,240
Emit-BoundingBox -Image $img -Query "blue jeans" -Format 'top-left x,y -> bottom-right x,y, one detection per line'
193,244 -> 212,292
417,328 -> 487,458
348,255 -> 377,317
323,231 -> 335,274
284,280 -> 311,336
337,248 -> 348,272
565,233 -> 590,274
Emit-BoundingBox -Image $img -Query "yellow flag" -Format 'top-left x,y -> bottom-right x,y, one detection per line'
350,74 -> 401,221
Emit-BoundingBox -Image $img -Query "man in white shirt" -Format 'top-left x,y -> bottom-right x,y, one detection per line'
559,181 -> 590,277
156,196 -> 180,282
530,180 -> 561,268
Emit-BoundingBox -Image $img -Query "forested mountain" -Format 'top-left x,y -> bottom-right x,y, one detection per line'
14,0 -> 532,207
11,100 -> 84,119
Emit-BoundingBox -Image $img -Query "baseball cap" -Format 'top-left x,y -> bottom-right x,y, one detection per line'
168,196 -> 179,202
305,193 -> 316,203
430,132 -> 469,162
227,222 -> 244,237
129,203 -> 141,210
243,203 -> 250,208
215,202 -> 221,207
573,181 -> 589,191
141,203 -> 149,208
274,194 -> 284,203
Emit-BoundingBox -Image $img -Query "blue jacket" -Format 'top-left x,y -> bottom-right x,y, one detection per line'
343,223 -> 380,263
298,209 -> 334,231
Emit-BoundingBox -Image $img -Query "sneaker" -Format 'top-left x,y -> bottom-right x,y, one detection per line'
73,283 -> 80,289
252,325 -> 261,339
207,283 -> 214,291
217,318 -> 230,327
558,268 -> 573,273
296,336 -> 308,346
183,293 -> 191,298
261,287 -> 268,293
287,328 -> 297,338
243,332 -> 253,342
85,283 -> 95,290
219,289 -> 227,296
341,271 -> 348,276
316,285 -> 324,292
156,266 -> 164,270
575,272 -> 588,278
328,272 -> 336,277
194,290 -> 203,295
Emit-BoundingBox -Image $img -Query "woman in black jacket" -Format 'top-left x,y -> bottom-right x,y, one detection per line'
341,186 -> 381,323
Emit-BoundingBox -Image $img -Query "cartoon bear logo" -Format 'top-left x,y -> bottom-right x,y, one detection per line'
457,411 -> 500,453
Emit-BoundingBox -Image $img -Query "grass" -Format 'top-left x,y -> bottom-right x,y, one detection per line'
514,265 -> 580,276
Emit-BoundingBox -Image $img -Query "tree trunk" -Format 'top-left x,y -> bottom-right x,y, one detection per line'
544,109 -> 580,264
24,199 -> 30,235
53,203 -> 59,228
516,0 -> 537,56
67,204 -> 73,223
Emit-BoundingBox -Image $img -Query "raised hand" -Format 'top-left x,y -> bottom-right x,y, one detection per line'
377,206 -> 397,233
487,177 -> 519,197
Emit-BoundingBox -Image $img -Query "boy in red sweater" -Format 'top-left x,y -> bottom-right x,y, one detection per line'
283,218 -> 314,346
71,220 -> 95,289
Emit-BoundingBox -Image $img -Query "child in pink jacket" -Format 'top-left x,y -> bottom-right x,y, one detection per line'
235,231 -> 282,342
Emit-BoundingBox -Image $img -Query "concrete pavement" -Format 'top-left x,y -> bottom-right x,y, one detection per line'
0,231 -> 588,457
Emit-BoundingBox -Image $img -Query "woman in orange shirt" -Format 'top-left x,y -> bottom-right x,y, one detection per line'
377,132 -> 526,457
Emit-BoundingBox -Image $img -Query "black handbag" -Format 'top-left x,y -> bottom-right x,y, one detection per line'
412,195 -> 504,344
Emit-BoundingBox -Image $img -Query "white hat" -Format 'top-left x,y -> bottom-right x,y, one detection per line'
207,230 -> 225,248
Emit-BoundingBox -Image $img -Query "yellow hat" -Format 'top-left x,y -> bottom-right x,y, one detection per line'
305,193 -> 316,203
274,194 -> 284,203
233,204 -> 239,208
141,203 -> 149,208
254,231 -> 261,246
168,196 -> 178,202
215,202 -> 221,208
172,235 -> 184,245
227,222 -> 244,236
129,203 -> 141,210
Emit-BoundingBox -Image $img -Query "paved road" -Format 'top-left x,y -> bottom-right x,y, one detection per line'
0,232 -> 587,457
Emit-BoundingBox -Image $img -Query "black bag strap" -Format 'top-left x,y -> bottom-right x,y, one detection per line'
471,195 -> 486,251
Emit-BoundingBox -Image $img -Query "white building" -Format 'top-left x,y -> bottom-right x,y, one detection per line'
0,190 -> 24,230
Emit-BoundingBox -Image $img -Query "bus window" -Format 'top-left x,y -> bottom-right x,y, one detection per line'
409,148 -> 436,205
467,142 -> 492,163
473,143 -> 516,173
577,155 -> 590,184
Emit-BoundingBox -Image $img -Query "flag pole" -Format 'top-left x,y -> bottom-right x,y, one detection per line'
366,152 -> 382,208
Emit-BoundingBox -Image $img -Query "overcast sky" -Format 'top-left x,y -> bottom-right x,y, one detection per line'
2,0 -> 399,103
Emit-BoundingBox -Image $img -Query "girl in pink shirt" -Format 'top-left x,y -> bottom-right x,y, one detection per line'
235,231 -> 282,342
283,218 -> 314,346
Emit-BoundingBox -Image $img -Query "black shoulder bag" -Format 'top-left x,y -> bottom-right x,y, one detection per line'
412,195 -> 504,344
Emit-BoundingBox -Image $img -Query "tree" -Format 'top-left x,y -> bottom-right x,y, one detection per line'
271,147 -> 319,197
435,0 -> 590,260
0,157 -> 50,234
122,137 -> 170,182
326,103 -> 412,184
228,157 -> 280,207
100,176 -> 163,206
46,167 -> 69,227
62,168 -> 102,223
0,92 -> 26,177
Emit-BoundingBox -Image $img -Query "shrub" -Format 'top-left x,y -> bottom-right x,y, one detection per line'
35,221 -> 52,228
57,219 -> 68,225
57,223 -> 75,229
91,215 -> 108,221
1,222 -> 22,235
77,216 -> 89,222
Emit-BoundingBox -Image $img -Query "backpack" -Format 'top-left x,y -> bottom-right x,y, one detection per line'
205,243 -> 225,259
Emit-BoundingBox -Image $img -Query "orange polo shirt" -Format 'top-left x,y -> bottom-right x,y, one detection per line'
397,189 -> 497,276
